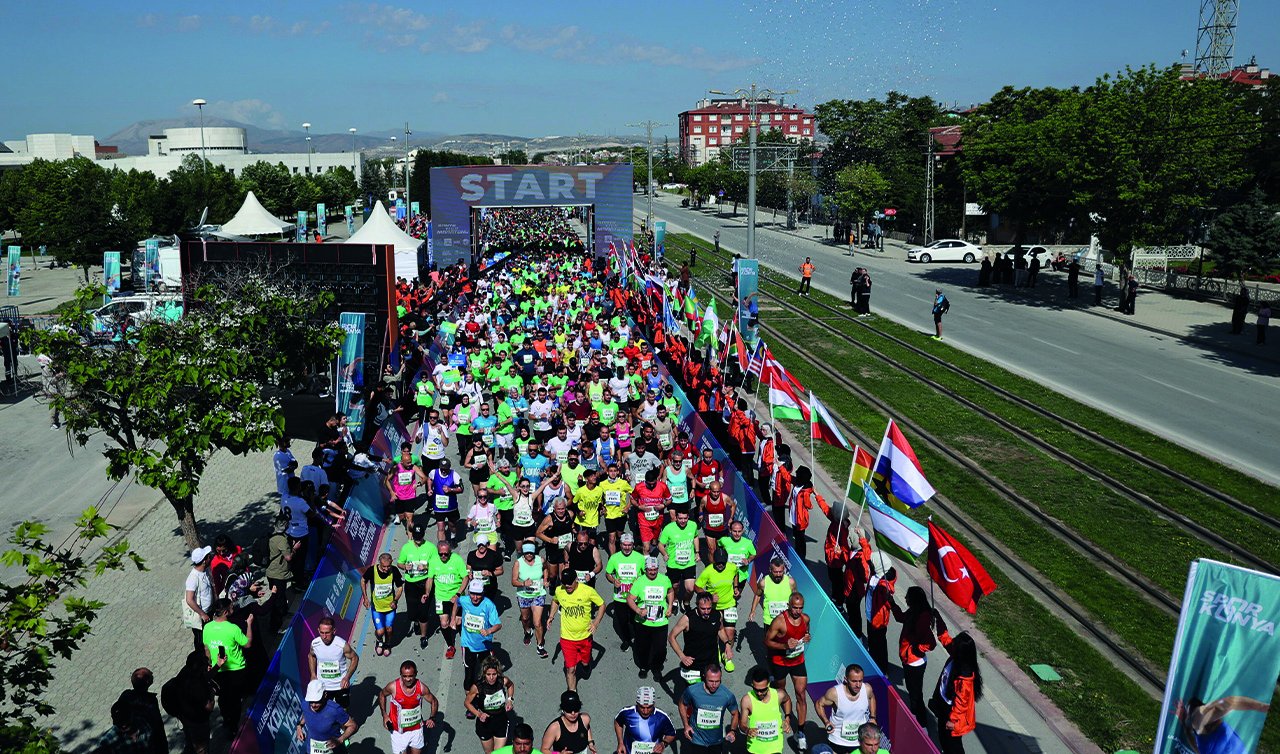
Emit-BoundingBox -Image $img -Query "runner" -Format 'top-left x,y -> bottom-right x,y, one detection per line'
663,449 -> 692,520
398,524 -> 440,649
604,533 -> 646,650
511,542 -> 551,658
764,593 -> 812,750
425,540 -> 468,659
378,661 -> 438,754
361,553 -> 404,657
298,680 -> 358,753
693,549 -> 740,671
626,556 -> 674,680
698,481 -> 734,564
739,666 -> 792,754
814,664 -> 876,754
571,469 -> 605,540
463,656 -> 515,752
632,468 -> 670,552
386,450 -> 425,532
669,593 -> 729,686
467,488 -> 501,547
308,616 -> 359,709
748,558 -> 797,630
658,510 -> 699,612
597,462 -> 634,554
548,569 -> 605,691
457,580 -> 503,694
539,691 -> 598,754
493,722 -> 542,754
464,436 -> 493,498
487,457 -> 521,557
567,526 -> 604,588
465,532 -> 506,602
202,599 -> 252,727
614,687 -> 677,754
678,664 -> 739,754
416,409 -> 450,476
489,470 -> 557,551
426,459 -> 465,544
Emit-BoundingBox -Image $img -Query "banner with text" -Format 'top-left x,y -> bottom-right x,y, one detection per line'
344,205 -> 355,235
316,203 -> 327,238
336,312 -> 367,439
735,258 -> 759,344
103,251 -> 121,304
144,239 -> 160,293
6,247 -> 19,296
296,211 -> 308,243
1154,559 -> 1280,754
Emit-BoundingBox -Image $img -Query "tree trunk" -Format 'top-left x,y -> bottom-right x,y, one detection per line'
168,494 -> 202,550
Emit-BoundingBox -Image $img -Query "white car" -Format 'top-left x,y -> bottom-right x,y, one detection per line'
907,239 -> 984,264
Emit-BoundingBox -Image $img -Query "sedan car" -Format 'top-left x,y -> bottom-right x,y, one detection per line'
906,239 -> 984,263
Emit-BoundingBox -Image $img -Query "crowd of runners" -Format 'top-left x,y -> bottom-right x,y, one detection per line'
175,208 -> 982,754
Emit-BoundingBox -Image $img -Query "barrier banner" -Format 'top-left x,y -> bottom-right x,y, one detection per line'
654,220 -> 666,258
651,345 -> 937,754
6,246 -> 19,296
336,312 -> 367,439
296,211 -> 308,243
344,205 -> 355,235
735,258 -> 759,344
410,201 -> 420,216
1154,559 -> 1280,753
103,251 -> 121,304
316,203 -> 327,238
144,239 -> 160,293
230,416 -> 402,754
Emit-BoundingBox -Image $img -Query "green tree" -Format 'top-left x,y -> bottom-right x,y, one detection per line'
26,274 -> 344,548
359,158 -> 394,209
497,149 -> 529,165
315,166 -> 359,212
9,157 -> 117,279
0,508 -> 145,749
1205,187 -> 1280,282
155,155 -> 243,233
833,162 -> 891,226
292,174 -> 321,216
238,161 -> 297,218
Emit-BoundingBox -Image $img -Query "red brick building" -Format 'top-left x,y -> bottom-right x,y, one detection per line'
678,97 -> 815,166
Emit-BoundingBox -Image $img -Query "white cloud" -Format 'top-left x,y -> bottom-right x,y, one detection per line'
198,98 -> 288,129
450,22 -> 491,53
355,3 -> 432,31
136,14 -> 157,27
500,23 -> 582,54
432,92 -> 449,103
176,15 -> 202,32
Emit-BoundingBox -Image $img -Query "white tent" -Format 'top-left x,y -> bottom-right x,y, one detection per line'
347,201 -> 423,281
220,191 -> 295,236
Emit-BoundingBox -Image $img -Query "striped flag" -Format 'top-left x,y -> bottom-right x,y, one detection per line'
872,419 -> 937,511
765,360 -> 809,421
747,342 -> 767,377
694,298 -> 719,349
809,392 -> 852,451
864,482 -> 928,564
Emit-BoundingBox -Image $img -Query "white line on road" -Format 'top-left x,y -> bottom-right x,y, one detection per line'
1031,337 -> 1081,355
1142,374 -> 1214,402
986,692 -> 1032,736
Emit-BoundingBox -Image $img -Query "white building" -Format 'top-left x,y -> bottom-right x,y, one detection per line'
0,127 -> 362,181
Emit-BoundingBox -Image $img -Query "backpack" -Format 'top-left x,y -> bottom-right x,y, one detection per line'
159,676 -> 186,719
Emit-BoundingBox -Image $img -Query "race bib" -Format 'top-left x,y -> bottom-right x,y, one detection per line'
659,435 -> 672,450
317,660 -> 341,680
482,432 -> 495,447
374,584 -> 393,599
767,602 -> 786,620
723,608 -> 739,623
786,641 -> 805,659
674,546 -> 693,567
670,486 -> 688,504
425,440 -> 443,455
617,564 -> 637,580
310,739 -> 332,754
513,509 -> 534,527
728,553 -> 747,567
576,569 -> 591,582
643,509 -> 660,521
478,518 -> 496,533
434,494 -> 451,510
632,743 -> 656,754
397,471 -> 414,486
681,668 -> 701,683
696,708 -> 721,729
557,533 -> 572,549
604,491 -> 622,506
435,600 -> 446,615
756,720 -> 779,741
840,720 -> 861,740
556,451 -> 569,463
399,704 -> 422,728
643,586 -> 664,604
464,614 -> 485,633
707,513 -> 724,528
700,475 -> 716,486
483,691 -> 506,710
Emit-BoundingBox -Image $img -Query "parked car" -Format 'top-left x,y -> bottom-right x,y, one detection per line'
907,239 -> 984,263
91,293 -> 183,337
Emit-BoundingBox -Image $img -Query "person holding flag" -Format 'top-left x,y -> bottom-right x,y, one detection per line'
895,585 -> 941,728
863,568 -> 901,673
784,466 -> 831,560
928,613 -> 983,754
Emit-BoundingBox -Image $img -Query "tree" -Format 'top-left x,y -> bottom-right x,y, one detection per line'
497,149 -> 529,165
359,158 -> 394,209
1205,187 -> 1280,282
238,161 -> 297,218
315,166 -> 359,212
292,174 -> 321,217
25,273 -> 344,548
833,163 -> 891,225
9,157 -> 117,279
155,155 -> 243,233
1,508 -> 145,750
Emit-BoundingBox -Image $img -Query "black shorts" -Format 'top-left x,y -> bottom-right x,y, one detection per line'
322,687 -> 351,709
545,546 -> 568,565
933,312 -> 943,323
404,580 -> 431,622
668,566 -> 695,582
395,495 -> 421,514
769,659 -> 808,682
469,466 -> 490,485
605,516 -> 627,534
475,711 -> 510,741
512,524 -> 536,541
429,508 -> 461,524
421,457 -> 444,476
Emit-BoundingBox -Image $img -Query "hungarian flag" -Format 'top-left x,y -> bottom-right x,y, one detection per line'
865,483 -> 928,565
927,520 -> 997,614
809,392 -> 852,451
871,419 -> 937,512
764,360 -> 809,421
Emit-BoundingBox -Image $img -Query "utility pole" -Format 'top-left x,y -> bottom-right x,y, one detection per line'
628,120 -> 665,234
404,122 -> 412,215
924,130 -> 936,245
710,85 -> 797,258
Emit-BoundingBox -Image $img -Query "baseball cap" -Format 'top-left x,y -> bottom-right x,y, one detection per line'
560,690 -> 583,712
305,680 -> 325,702
713,548 -> 729,564
190,546 -> 213,564
411,524 -> 427,539
522,542 -> 537,554
636,686 -> 656,705
468,580 -> 485,594
620,533 -> 634,544
644,556 -> 659,570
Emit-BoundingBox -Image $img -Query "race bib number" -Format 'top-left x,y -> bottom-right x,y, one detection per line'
723,608 -> 739,623
464,614 -> 485,633
756,720 -> 779,741
397,471 -> 414,486
556,451 -> 569,463
434,494 -> 451,510
618,564 -> 637,580
701,475 -> 716,486
671,486 -> 688,504
604,491 -> 622,506
482,432 -> 495,447
374,584 -> 393,599
557,533 -> 572,549
643,586 -> 664,604
659,435 -> 672,450
435,600 -> 446,615
681,668 -> 701,683
513,509 -> 534,527
317,660 -> 341,680
696,708 -> 721,729
425,440 -> 443,455
767,602 -> 787,620
576,569 -> 591,582
632,743 -> 656,754
478,518 -> 496,533
840,720 -> 861,740
399,705 -> 423,728
483,691 -> 506,710
674,546 -> 693,567
728,553 -> 747,566
786,641 -> 805,659
707,513 -> 724,528
310,739 -> 332,754
643,508 -> 660,521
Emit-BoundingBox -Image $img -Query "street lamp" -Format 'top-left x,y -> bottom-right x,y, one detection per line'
349,127 -> 358,176
302,122 -> 312,175
709,85 -> 797,259
627,120 -> 666,235
403,122 -> 412,216
191,98 -> 207,176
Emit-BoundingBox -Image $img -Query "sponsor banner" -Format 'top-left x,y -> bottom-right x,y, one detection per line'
296,211 -> 308,243
1154,559 -> 1280,753
735,258 -> 759,343
229,434 -> 395,754
654,220 -> 666,258
103,251 -> 121,304
344,205 -> 355,235
336,313 -> 367,440
6,246 -> 20,296
410,201 -> 420,216
144,239 -> 160,293
316,203 -> 327,238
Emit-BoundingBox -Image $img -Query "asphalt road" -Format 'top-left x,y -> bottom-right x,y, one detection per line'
641,194 -> 1280,487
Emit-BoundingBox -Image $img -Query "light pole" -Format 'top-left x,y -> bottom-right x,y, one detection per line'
709,85 -> 796,259
627,120 -> 666,234
404,122 -> 412,215
349,127 -> 358,177
302,122 -> 313,175
191,98 -> 207,176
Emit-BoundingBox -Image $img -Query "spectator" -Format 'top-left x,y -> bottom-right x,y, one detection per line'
115,668 -> 167,754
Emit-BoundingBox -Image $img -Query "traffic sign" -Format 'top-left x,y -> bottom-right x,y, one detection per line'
884,208 -> 897,216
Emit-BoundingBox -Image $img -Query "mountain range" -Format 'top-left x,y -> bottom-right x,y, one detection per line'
102,118 -> 650,157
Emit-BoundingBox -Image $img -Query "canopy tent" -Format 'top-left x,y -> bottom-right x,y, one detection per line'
347,201 -> 423,282
220,191 -> 295,236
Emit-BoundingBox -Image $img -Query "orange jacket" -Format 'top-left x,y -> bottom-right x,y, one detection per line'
789,487 -> 831,531
867,574 -> 901,630
771,465 -> 792,509
937,631 -> 976,736
898,609 -> 939,667
756,436 -> 776,474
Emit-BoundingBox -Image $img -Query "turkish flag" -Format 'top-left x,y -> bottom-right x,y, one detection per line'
927,521 -> 997,614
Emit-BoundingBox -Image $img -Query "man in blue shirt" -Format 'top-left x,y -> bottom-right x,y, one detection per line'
679,664 -> 739,754
614,686 -> 677,754
471,402 -> 499,450
456,580 -> 502,697
297,680 -> 357,750
518,442 -> 551,484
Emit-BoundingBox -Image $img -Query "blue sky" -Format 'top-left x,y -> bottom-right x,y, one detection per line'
5,0 -> 1278,142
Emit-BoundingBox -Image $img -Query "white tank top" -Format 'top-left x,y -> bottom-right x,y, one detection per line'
311,636 -> 348,691
828,680 -> 872,746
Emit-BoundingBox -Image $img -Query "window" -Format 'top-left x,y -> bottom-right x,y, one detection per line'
693,126 -> 702,134
735,114 -> 744,121
693,114 -> 702,122
789,113 -> 798,121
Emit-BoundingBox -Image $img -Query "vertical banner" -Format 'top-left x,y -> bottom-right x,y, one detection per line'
336,312 -> 367,439
736,258 -> 759,344
144,239 -> 159,293
316,203 -> 327,238
426,220 -> 434,269
296,211 -> 308,243
344,205 -> 355,235
410,200 -> 420,216
395,198 -> 406,221
6,246 -> 20,297
103,251 -> 121,305
654,220 -> 666,258
1155,559 -> 1280,753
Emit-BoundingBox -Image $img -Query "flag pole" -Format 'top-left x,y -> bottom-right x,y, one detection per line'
807,392 -> 817,500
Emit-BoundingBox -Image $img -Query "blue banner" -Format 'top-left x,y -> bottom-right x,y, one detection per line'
654,220 -> 666,258
395,198 -> 406,222
344,205 -> 355,235
1155,559 -> 1280,753
297,211 -> 308,243
735,258 -> 759,344
103,251 -> 121,305
144,239 -> 160,293
6,247 -> 20,297
410,200 -> 420,217
316,203 -> 327,238
336,312 -> 367,439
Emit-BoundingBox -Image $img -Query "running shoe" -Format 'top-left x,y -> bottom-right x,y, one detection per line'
445,646 -> 456,660
524,629 -> 533,645
724,658 -> 735,672
537,645 -> 549,659
796,732 -> 808,751
420,637 -> 428,650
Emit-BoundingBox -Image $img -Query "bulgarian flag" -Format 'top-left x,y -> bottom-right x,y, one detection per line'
694,298 -> 720,349
764,359 -> 809,421
864,482 -> 928,565
809,392 -> 852,451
